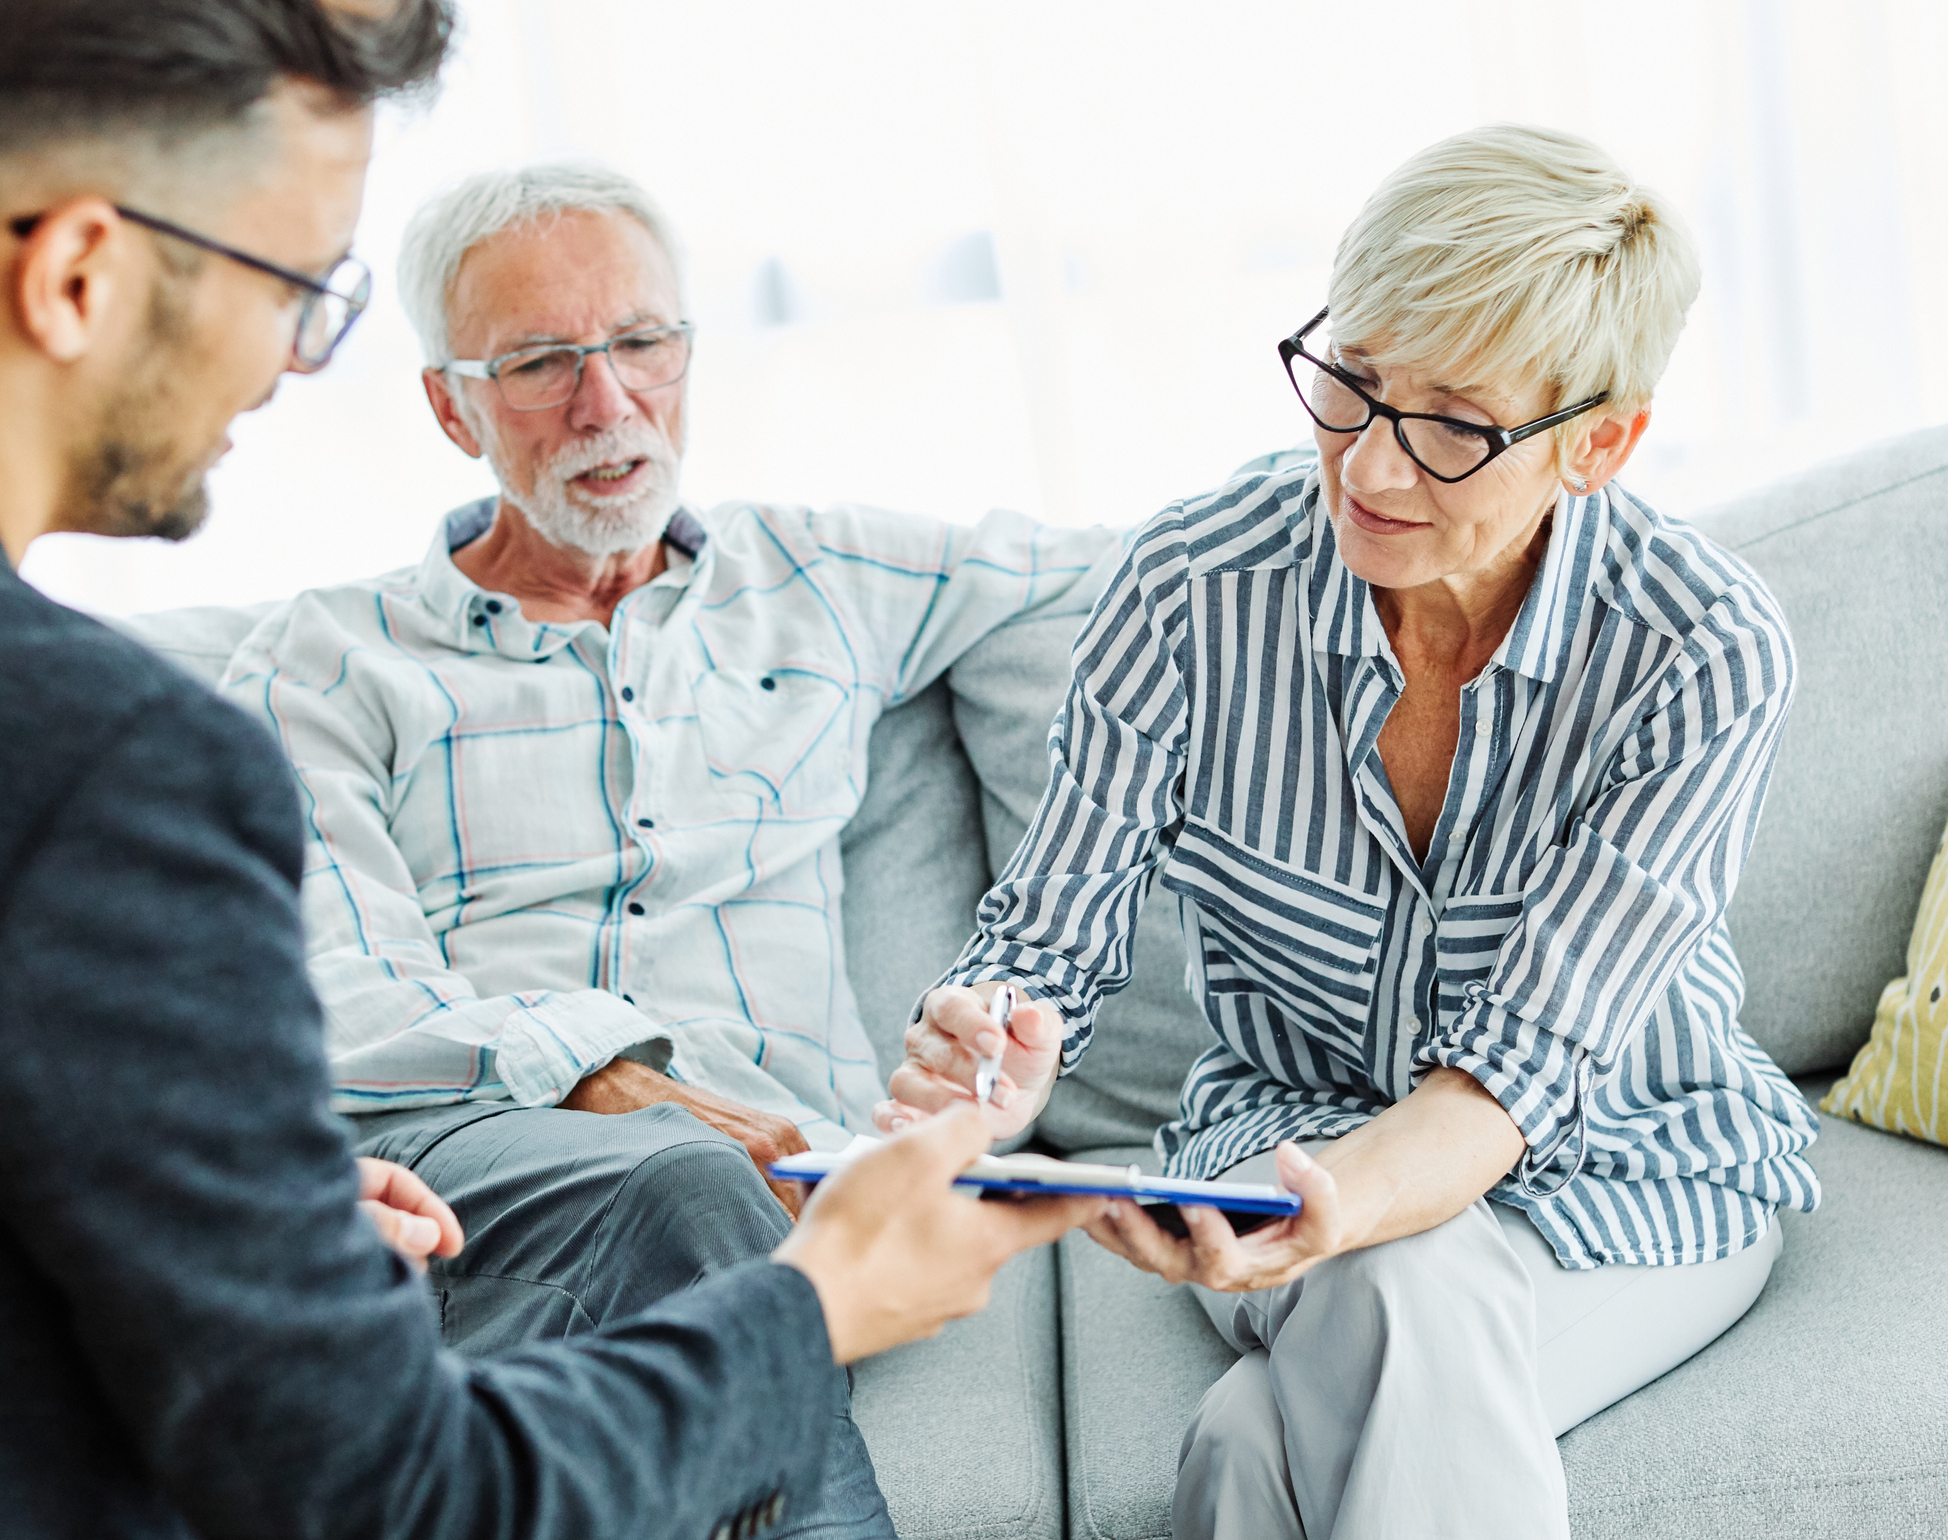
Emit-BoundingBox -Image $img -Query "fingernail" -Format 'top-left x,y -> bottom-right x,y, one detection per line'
992,1085 -> 1014,1109
890,1116 -> 911,1132
406,1216 -> 438,1248
1283,1143 -> 1313,1170
977,1032 -> 1004,1055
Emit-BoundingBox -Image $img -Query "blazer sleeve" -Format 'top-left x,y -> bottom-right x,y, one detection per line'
0,674 -> 836,1540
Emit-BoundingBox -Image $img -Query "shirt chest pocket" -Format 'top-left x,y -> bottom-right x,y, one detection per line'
1433,891 -> 1526,1028
1163,813 -> 1389,1038
690,665 -> 856,818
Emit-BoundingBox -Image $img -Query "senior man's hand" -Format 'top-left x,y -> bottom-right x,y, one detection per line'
356,1157 -> 465,1271
562,1059 -> 811,1218
872,981 -> 1066,1140
774,1104 -> 1108,1363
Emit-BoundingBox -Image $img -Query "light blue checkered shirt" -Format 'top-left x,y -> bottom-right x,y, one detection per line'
223,498 -> 1117,1149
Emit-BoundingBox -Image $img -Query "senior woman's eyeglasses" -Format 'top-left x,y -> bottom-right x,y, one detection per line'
446,323 -> 695,411
1278,308 -> 1608,484
8,205 -> 370,373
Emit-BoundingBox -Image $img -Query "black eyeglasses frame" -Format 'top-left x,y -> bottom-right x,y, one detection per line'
1277,307 -> 1608,485
8,204 -> 370,372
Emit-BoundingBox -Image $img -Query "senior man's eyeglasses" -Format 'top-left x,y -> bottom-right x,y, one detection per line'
446,323 -> 695,412
8,205 -> 370,373
1278,308 -> 1608,484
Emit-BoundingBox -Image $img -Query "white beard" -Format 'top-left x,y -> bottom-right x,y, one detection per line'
490,424 -> 684,558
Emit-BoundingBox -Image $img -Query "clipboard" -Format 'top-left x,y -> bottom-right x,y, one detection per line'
769,1145 -> 1303,1235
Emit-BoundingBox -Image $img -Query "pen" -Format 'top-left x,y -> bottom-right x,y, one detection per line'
975,984 -> 1015,1108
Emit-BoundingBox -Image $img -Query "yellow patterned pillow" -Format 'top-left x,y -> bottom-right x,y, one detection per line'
1824,819 -> 1948,1145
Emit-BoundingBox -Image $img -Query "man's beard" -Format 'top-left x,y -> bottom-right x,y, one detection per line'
498,428 -> 682,559
58,273 -> 213,544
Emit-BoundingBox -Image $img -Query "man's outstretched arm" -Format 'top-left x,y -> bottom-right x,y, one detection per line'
0,666 -> 1095,1540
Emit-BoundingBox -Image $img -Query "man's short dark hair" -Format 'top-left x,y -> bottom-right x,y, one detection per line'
0,0 -> 454,156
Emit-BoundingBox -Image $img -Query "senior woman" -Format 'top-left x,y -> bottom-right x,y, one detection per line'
878,124 -> 1820,1539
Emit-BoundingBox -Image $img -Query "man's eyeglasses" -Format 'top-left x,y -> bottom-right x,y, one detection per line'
445,323 -> 695,412
8,204 -> 370,373
1278,307 -> 1607,484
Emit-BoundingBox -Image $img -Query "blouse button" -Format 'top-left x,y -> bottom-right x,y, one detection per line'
760,676 -> 777,691
1474,720 -> 1490,738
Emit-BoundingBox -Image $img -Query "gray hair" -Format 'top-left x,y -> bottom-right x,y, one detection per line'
396,161 -> 686,365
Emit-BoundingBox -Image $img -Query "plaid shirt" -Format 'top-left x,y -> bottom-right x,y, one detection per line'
224,498 -> 1116,1149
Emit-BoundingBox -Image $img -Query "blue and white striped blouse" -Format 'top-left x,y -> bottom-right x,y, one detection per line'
949,458 -> 1820,1269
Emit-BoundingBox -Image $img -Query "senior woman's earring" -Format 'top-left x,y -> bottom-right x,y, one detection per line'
1569,475 -> 1589,493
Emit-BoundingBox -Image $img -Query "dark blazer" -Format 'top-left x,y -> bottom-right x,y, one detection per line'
0,560 -> 834,1540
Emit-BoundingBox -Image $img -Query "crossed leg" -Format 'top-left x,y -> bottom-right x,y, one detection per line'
354,1100 -> 894,1539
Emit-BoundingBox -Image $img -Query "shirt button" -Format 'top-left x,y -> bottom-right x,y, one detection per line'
627,902 -> 646,916
637,817 -> 654,829
484,599 -> 502,614
471,615 -> 488,627
760,676 -> 777,691
621,686 -> 635,702
1474,720 -> 1490,737
1407,1015 -> 1423,1033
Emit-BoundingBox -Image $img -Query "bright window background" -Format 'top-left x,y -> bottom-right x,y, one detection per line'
23,0 -> 1948,615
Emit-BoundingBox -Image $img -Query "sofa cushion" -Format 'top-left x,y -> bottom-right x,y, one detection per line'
1700,425 -> 1948,1074
851,1243 -> 1065,1540
1055,1144 -> 1235,1540
950,614 -> 1208,1153
1560,1077 -> 1948,1537
1057,1083 -> 1948,1539
1821,810 -> 1948,1147
840,680 -> 993,1080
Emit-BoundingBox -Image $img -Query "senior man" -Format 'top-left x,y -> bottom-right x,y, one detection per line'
222,163 -> 1116,1528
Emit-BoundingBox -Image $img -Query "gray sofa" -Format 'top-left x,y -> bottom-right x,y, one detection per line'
122,426 -> 1948,1538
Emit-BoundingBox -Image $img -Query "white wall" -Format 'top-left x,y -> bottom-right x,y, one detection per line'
23,0 -> 1948,614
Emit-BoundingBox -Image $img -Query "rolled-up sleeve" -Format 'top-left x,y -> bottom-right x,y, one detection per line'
1417,591 -> 1797,1192
942,510 -> 1193,1067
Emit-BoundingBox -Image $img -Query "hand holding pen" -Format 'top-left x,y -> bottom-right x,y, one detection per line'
873,980 -> 1066,1139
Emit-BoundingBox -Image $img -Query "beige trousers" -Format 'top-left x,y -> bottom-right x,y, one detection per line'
1174,1149 -> 1782,1540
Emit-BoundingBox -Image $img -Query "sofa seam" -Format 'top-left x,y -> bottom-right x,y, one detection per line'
1723,460 -> 1948,553
1570,1459 -> 1948,1515
1049,1239 -> 1070,1540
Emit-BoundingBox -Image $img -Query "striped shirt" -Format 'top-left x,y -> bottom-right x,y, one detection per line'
223,498 -> 1116,1149
948,457 -> 1821,1268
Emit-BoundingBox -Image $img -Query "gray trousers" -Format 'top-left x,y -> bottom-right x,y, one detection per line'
1175,1149 -> 1782,1540
353,1101 -> 894,1539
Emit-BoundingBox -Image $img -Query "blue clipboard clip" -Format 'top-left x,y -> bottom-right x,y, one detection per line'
769,1147 -> 1303,1237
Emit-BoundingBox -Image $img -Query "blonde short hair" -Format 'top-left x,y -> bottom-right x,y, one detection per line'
1326,124 -> 1699,421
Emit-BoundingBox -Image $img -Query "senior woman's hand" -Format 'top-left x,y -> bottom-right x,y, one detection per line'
873,981 -> 1065,1139
1083,1143 -> 1347,1292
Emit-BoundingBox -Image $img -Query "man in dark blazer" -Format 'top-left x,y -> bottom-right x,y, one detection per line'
0,5 -> 1103,1538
